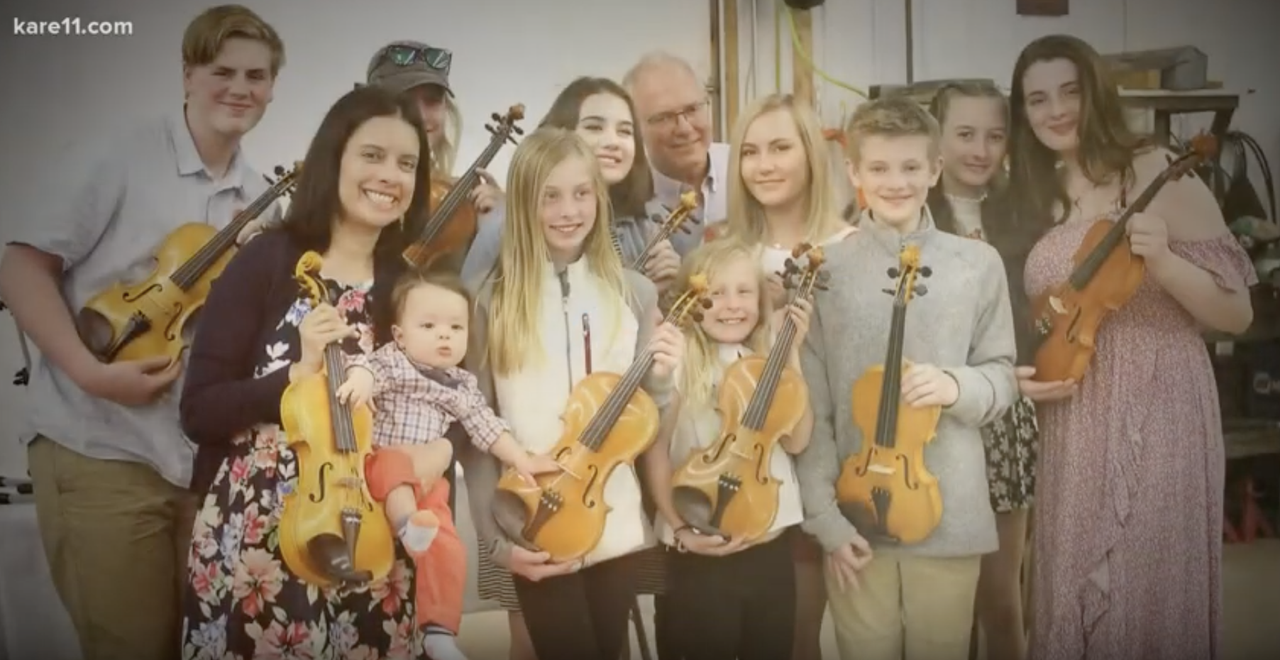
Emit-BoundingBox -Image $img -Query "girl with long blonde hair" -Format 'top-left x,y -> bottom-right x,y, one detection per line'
641,237 -> 813,660
458,126 -> 685,660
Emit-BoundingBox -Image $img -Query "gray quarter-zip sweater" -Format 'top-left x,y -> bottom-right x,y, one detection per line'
796,208 -> 1017,557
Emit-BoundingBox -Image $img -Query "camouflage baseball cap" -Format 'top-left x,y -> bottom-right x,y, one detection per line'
364,40 -> 453,96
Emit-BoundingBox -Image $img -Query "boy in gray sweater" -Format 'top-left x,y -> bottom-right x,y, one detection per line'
794,96 -> 1018,660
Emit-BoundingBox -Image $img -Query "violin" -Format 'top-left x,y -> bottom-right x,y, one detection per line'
630,191 -> 699,270
1030,134 -> 1218,383
835,243 -> 942,545
490,277 -> 713,563
670,243 -> 829,543
278,251 -> 395,586
402,105 -> 525,271
76,164 -> 300,364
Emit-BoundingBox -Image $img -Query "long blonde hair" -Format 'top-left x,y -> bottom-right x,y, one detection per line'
726,94 -> 845,245
429,95 -> 463,180
676,239 -> 773,410
486,127 -> 628,376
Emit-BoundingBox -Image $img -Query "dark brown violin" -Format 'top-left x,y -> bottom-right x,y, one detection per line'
835,243 -> 942,545
491,276 -> 712,562
278,251 -> 395,586
402,105 -> 525,271
670,243 -> 829,543
1031,134 -> 1218,382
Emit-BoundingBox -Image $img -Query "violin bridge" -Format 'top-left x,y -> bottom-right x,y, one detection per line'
867,463 -> 895,476
1048,295 -> 1066,314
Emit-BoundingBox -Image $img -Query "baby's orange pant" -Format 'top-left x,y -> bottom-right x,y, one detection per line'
365,446 -> 465,634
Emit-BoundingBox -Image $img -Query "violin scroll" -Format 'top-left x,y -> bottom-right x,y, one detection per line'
668,273 -> 714,326
780,244 -> 831,296
486,104 -> 526,144
292,251 -> 328,306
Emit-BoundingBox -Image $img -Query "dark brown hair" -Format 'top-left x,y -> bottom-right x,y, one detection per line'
280,85 -> 431,344
1007,34 -> 1146,247
389,267 -> 472,323
539,77 -> 654,218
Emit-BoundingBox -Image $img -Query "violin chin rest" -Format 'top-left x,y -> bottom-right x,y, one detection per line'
671,486 -> 726,538
491,490 -> 541,552
307,533 -> 372,585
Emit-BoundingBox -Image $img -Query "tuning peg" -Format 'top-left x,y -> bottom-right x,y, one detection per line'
691,311 -> 704,323
513,125 -> 524,135
700,298 -> 714,309
881,288 -> 895,295
815,283 -> 830,291
818,271 -> 832,283
678,224 -> 693,234
919,266 -> 932,278
914,285 -> 928,296
491,112 -> 503,122
887,267 -> 899,278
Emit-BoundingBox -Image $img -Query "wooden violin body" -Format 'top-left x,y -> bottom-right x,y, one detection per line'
1030,134 -> 1218,383
77,164 -> 299,364
493,373 -> 660,562
671,355 -> 807,542
490,278 -> 711,563
1029,218 -> 1145,383
670,243 -> 828,543
836,361 -> 942,545
403,105 -> 524,271
834,244 -> 942,545
278,252 -> 394,587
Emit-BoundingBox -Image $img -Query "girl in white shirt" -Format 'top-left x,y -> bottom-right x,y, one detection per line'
460,126 -> 684,660
642,238 -> 813,660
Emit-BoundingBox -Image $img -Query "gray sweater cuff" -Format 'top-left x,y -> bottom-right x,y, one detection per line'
802,508 -> 861,554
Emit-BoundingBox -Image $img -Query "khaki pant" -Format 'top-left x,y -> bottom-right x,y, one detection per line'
27,437 -> 197,660
824,551 -> 982,660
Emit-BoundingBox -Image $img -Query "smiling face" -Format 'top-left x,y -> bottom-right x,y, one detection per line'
183,37 -> 275,140
393,282 -> 469,369
539,154 -> 598,262
848,134 -> 941,230
630,62 -> 712,180
938,95 -> 1007,193
699,253 -> 762,345
337,115 -> 420,230
740,108 -> 809,210
575,92 -> 637,185
1022,58 -> 1082,156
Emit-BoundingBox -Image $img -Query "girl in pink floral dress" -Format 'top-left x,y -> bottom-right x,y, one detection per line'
1006,35 -> 1257,660
177,86 -> 434,659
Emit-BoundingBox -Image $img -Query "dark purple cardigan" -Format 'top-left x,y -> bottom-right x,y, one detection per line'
180,229 -> 402,495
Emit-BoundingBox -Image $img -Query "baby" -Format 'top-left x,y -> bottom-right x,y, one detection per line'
337,268 -> 558,660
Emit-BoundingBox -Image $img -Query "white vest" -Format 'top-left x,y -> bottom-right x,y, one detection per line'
656,343 -> 805,546
492,259 -> 652,566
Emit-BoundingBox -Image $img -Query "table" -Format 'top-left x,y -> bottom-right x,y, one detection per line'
0,503 -> 81,660
1119,88 -> 1241,146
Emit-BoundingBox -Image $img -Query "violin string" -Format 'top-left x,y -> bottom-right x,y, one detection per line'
175,177 -> 293,287
407,125 -> 512,261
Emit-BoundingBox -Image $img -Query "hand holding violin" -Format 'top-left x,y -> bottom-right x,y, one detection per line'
293,303 -> 356,379
470,168 -> 502,215
647,321 -> 685,380
901,363 -> 959,408
674,527 -> 746,557
1125,212 -> 1171,264
503,544 -> 583,582
1015,365 -> 1077,402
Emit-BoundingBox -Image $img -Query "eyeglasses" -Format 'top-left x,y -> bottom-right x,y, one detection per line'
380,44 -> 452,75
646,99 -> 711,129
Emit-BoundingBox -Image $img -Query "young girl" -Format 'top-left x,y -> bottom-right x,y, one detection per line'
926,81 -> 1039,660
642,238 -> 813,660
460,77 -> 681,293
177,86 -> 427,658
335,269 -> 560,660
457,126 -> 685,660
1008,35 -> 1255,660
711,92 -> 853,660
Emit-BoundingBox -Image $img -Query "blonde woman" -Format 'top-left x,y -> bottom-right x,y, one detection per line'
458,127 -> 684,660
708,93 -> 854,660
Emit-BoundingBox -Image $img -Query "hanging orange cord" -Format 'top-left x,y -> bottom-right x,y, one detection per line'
824,127 -> 866,209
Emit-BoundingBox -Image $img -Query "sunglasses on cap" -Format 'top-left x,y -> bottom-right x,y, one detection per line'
380,44 -> 452,74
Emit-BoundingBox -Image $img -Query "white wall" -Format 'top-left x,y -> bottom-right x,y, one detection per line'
0,0 -> 712,477
729,0 -> 1279,201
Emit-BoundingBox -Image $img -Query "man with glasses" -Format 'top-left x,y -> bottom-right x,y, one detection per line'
624,51 -> 731,258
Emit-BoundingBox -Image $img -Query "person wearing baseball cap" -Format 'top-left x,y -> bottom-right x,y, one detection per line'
363,41 -> 501,228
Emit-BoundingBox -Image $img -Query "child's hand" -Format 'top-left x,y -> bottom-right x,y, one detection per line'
765,272 -> 788,310
512,452 -> 562,486
901,363 -> 958,408
647,321 -> 684,380
335,367 -> 376,412
772,297 -> 814,363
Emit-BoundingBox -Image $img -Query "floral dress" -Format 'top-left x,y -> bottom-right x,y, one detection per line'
181,280 -> 418,660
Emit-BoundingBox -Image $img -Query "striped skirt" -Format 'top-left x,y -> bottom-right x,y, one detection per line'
477,543 -> 668,610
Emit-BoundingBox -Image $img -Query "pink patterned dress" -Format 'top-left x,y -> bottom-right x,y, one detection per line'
1023,161 -> 1257,659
